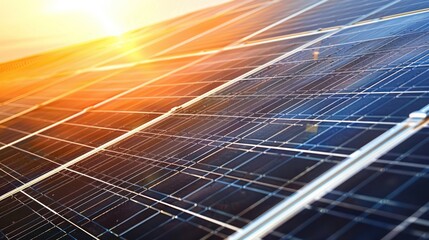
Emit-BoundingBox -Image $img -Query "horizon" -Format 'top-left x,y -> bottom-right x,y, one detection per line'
0,0 -> 230,63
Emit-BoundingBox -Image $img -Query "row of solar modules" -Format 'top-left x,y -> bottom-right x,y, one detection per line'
3,0 -> 428,100
3,0 -> 428,148
1,0 -> 429,239
0,0 -> 256,100
0,0 -> 412,196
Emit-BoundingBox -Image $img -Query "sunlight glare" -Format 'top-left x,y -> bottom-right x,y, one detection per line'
48,0 -> 123,36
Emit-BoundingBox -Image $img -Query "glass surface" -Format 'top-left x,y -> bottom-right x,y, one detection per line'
1,2 -> 429,240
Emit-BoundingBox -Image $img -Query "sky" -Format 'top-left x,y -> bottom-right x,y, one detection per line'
0,0 -> 230,63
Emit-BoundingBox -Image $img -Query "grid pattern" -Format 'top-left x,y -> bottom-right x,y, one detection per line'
271,126 -> 429,240
1,0 -> 429,239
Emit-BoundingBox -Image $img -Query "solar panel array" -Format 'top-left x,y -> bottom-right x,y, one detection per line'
1,0 -> 429,239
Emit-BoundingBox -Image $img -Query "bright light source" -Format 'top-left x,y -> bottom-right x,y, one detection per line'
48,0 -> 123,36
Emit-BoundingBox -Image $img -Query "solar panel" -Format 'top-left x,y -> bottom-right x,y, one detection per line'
270,126 -> 429,240
1,0 -> 429,239
361,0 -> 429,20
244,0 -> 393,42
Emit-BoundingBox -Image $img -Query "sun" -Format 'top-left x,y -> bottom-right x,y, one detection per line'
48,0 -> 123,36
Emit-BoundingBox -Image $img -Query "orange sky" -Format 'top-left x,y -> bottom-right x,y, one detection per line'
0,0 -> 229,63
